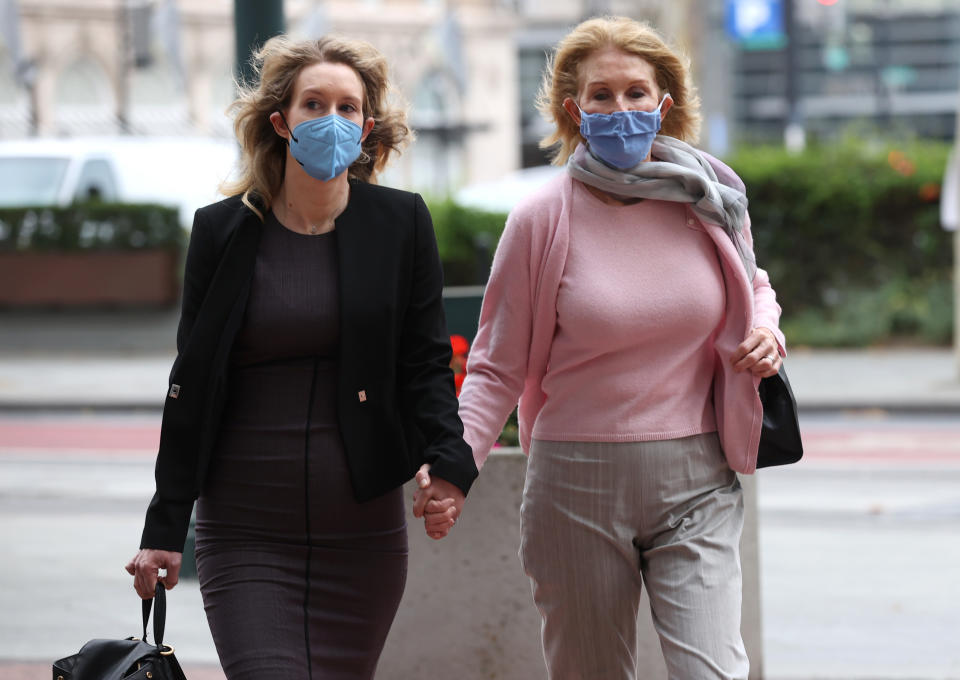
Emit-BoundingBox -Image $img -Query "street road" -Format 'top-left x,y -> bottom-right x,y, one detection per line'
1,410 -> 958,680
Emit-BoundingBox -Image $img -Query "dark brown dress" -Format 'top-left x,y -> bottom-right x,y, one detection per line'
194,212 -> 408,680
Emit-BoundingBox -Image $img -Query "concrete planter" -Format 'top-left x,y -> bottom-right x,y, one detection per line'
0,249 -> 180,307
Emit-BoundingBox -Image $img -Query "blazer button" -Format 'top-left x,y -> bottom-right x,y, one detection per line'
168,384 -> 181,399
358,390 -> 367,402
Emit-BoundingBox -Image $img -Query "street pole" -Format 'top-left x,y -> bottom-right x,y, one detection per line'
117,1 -> 131,134
783,0 -> 805,151
698,1 -> 733,157
234,0 -> 285,87
954,77 -> 960,377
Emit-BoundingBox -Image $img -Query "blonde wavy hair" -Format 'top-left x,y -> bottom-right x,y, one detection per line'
221,34 -> 411,214
537,16 -> 701,165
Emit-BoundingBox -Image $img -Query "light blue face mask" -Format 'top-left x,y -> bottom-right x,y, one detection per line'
578,94 -> 672,170
280,111 -> 363,182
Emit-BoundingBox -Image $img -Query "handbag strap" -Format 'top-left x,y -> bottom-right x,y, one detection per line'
141,583 -> 167,648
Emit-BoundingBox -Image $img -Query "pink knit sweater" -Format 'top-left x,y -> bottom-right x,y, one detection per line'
533,181 -> 725,442
457,167 -> 785,474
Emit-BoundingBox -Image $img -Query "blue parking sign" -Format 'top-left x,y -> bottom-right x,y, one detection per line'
726,0 -> 786,48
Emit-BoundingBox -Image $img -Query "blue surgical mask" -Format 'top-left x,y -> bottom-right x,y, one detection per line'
578,94 -> 672,170
280,111 -> 363,181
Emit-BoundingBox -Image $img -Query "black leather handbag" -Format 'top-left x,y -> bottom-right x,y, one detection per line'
756,364 -> 803,468
52,584 -> 187,680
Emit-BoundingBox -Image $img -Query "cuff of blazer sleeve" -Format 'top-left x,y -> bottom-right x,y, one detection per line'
140,493 -> 195,553
426,454 -> 479,497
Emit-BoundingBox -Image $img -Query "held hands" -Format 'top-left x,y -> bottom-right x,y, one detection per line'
731,326 -> 782,378
411,464 -> 465,540
125,549 -> 182,599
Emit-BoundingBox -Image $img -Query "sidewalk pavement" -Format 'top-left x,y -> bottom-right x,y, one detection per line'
1,346 -> 959,412
2,313 -> 959,680
1,307 -> 959,411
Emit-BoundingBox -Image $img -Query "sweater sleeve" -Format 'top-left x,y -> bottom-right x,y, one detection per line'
742,211 -> 786,355
457,208 -> 537,469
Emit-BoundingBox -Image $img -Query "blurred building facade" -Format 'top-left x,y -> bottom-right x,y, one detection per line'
0,0 -> 958,194
514,0 -> 960,161
0,0 -> 519,195
733,0 -> 960,146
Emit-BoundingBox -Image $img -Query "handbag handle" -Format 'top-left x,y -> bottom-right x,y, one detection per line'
141,582 -> 167,648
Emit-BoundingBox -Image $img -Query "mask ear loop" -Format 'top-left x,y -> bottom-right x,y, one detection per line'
657,93 -> 673,112
574,101 -> 587,121
277,110 -> 299,143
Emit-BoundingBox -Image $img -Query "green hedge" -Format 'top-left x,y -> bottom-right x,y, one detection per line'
429,140 -> 954,347
0,203 -> 184,252
728,141 -> 952,346
427,199 -> 509,286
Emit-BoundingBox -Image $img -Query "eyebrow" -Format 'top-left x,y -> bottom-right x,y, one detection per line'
299,87 -> 362,103
584,78 -> 654,90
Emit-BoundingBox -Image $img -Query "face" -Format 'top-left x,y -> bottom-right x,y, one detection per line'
562,46 -> 672,123
270,61 -> 375,141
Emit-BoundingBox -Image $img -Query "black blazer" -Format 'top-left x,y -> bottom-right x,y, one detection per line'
140,181 -> 478,551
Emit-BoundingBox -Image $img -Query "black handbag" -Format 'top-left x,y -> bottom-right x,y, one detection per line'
756,364 -> 803,468
53,584 -> 187,680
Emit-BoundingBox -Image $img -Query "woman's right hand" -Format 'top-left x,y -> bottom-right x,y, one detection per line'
412,464 -> 464,540
125,549 -> 183,599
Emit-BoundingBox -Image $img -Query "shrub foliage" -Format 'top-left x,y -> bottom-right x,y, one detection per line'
0,203 -> 184,252
728,141 -> 952,345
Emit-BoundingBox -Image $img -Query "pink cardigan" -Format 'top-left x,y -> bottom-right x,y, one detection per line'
457,168 -> 786,474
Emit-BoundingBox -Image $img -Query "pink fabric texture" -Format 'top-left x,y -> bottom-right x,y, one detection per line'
457,166 -> 785,474
533,183 -> 724,442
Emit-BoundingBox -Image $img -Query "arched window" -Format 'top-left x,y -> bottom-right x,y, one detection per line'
409,68 -> 464,195
0,53 -> 18,105
54,56 -> 115,136
208,62 -> 236,138
0,51 -> 30,137
130,53 -> 189,134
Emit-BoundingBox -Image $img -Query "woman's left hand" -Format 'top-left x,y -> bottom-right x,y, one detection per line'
731,327 -> 782,378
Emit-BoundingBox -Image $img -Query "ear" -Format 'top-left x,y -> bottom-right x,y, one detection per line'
269,111 -> 291,140
562,97 -> 582,126
360,116 -> 375,142
659,93 -> 674,119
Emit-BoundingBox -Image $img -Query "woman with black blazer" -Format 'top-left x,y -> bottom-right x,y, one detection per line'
125,34 -> 477,680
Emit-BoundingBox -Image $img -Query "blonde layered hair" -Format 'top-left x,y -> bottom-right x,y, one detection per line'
221,34 -> 411,213
537,16 -> 701,165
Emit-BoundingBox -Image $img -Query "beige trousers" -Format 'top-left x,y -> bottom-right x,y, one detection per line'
520,433 -> 749,680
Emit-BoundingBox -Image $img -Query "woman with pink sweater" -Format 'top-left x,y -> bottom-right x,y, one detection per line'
417,16 -> 785,680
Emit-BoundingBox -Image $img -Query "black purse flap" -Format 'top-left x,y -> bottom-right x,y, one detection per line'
52,584 -> 184,680
53,638 -> 157,680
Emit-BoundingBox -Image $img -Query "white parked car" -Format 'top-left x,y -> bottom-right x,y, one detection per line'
0,136 -> 240,228
454,164 -> 563,214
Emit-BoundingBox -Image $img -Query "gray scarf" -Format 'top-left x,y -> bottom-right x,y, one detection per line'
567,137 -> 756,280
